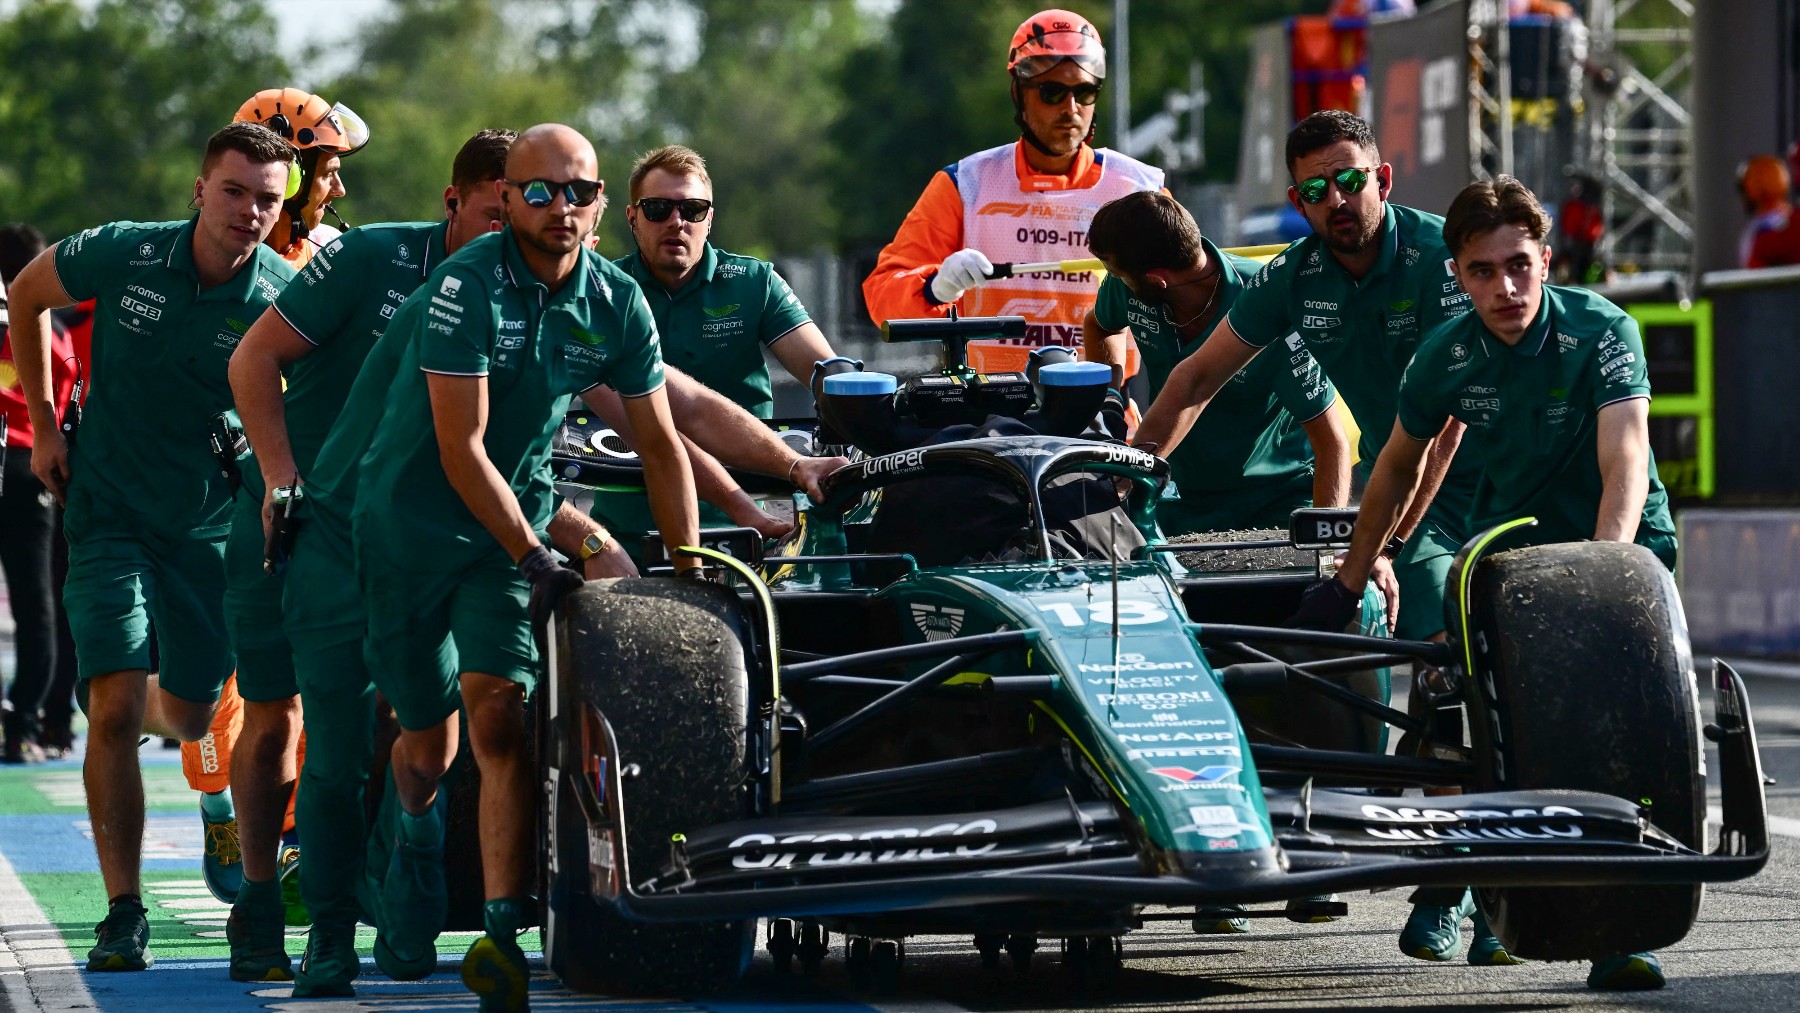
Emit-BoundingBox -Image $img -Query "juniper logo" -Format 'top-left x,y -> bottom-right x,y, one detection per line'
704,303 -> 740,318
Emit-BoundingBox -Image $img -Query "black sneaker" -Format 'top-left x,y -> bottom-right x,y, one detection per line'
87,896 -> 153,971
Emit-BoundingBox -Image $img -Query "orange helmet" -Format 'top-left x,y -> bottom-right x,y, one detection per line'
1738,154 -> 1791,209
1008,9 -> 1106,80
234,88 -> 369,156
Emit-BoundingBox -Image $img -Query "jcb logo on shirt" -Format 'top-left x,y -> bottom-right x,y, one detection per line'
1301,315 -> 1338,330
121,295 -> 163,321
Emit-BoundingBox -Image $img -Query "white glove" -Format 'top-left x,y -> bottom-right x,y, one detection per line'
929,248 -> 993,305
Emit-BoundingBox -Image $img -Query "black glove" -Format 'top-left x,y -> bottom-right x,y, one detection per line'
1286,576 -> 1362,631
1098,387 -> 1129,440
676,565 -> 712,583
520,545 -> 585,629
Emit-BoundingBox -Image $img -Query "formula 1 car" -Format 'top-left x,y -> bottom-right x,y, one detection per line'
534,315 -> 1771,995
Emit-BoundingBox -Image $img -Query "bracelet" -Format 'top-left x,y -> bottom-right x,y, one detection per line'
787,457 -> 803,484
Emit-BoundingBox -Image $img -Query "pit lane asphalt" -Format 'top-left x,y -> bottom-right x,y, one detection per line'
2,671 -> 1796,1011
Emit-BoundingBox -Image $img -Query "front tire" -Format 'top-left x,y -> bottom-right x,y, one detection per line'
1463,541 -> 1703,959
542,578 -> 755,994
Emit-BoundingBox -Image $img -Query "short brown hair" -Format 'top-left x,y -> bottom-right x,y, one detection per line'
452,128 -> 516,193
201,121 -> 295,177
1088,192 -> 1203,277
1286,110 -> 1378,177
1443,175 -> 1552,257
628,145 -> 711,201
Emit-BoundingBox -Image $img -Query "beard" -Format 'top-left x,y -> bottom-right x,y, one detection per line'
516,222 -> 581,257
1318,207 -> 1381,256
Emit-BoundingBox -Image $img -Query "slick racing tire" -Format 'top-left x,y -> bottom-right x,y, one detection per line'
541,578 -> 755,995
1463,541 -> 1703,960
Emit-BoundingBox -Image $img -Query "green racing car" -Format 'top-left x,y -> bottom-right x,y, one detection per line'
529,315 -> 1770,995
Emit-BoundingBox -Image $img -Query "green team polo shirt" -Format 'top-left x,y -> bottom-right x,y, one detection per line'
1094,239 -> 1336,532
351,229 -> 665,566
53,217 -> 294,536
1227,203 -> 1479,535
616,243 -> 810,417
265,220 -> 449,490
1396,284 -> 1676,564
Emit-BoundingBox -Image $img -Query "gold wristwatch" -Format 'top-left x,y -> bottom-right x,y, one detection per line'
577,529 -> 612,561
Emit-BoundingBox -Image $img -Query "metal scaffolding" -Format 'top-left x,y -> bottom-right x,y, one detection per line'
1468,0 -> 1695,274
1586,0 -> 1695,273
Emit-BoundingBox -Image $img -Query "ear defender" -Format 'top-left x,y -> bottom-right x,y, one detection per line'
284,161 -> 303,201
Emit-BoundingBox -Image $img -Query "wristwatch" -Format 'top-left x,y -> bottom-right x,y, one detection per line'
577,529 -> 612,561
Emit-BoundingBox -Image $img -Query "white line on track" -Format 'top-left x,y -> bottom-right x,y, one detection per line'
0,846 -> 96,1012
1710,806 -> 1800,839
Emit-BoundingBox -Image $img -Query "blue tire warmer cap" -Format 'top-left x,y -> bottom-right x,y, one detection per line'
1037,361 -> 1112,387
823,372 -> 899,396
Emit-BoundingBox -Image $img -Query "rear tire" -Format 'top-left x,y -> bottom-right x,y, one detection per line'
1463,541 -> 1703,960
542,578 -> 755,994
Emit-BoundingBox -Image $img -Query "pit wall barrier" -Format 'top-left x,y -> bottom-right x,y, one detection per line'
1679,509 -> 1800,659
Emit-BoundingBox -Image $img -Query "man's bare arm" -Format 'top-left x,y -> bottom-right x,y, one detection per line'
619,388 -> 700,572
1594,398 -> 1651,543
767,321 -> 837,388
8,247 -> 77,502
1299,403 -> 1353,508
1392,418 -> 1465,541
1337,419 -> 1434,591
1081,308 -> 1131,390
428,372 -> 539,562
230,306 -> 317,533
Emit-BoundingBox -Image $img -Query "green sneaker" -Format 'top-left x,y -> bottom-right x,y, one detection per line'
1193,904 -> 1250,934
1466,908 -> 1524,966
226,880 -> 292,982
87,897 -> 153,972
201,790 -> 243,904
373,807 -> 446,981
294,923 -> 360,998
1398,889 -> 1476,961
1588,951 -> 1666,990
461,899 -> 531,1013
278,846 -> 310,927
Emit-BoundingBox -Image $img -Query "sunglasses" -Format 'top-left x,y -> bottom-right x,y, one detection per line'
632,197 -> 713,223
505,178 -> 604,208
1295,166 -> 1378,204
1032,81 -> 1102,106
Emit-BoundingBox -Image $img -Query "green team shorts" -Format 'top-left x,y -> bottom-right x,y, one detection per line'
281,501 -> 366,646
357,544 -> 535,732
1392,519 -> 1462,641
63,526 -> 233,704
222,491 -> 297,702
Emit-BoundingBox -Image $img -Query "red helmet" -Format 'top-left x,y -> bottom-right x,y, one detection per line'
1007,9 -> 1106,81
1738,154 -> 1791,209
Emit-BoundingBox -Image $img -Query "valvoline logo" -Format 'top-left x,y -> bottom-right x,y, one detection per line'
1152,765 -> 1237,784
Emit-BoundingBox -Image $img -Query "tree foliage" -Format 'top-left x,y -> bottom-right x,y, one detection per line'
0,0 -> 1321,254
0,0 -> 290,239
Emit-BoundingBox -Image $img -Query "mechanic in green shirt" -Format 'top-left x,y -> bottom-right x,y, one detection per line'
1319,176 -> 1675,992
349,125 -> 692,1011
1134,111 -> 1480,643
1082,191 -> 1349,534
594,144 -> 839,550
6,123 -> 298,974
228,128 -> 622,995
